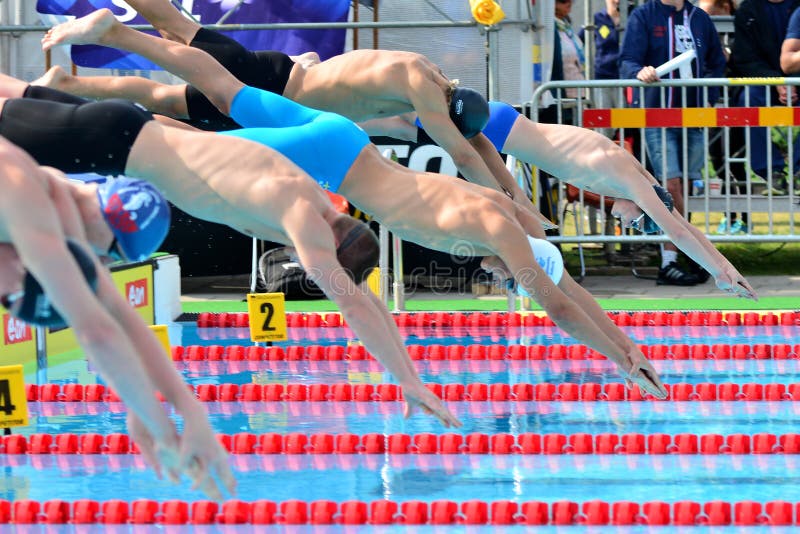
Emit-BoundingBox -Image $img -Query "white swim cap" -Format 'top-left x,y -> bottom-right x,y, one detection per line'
516,236 -> 564,298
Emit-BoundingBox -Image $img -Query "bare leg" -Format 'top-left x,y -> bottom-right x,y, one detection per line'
42,9 -> 242,113
122,0 -> 201,44
33,66 -> 190,118
0,72 -> 30,98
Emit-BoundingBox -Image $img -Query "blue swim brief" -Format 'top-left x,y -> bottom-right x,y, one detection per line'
219,85 -> 370,192
482,101 -> 520,152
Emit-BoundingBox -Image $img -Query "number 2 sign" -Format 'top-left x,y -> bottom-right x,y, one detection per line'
246,293 -> 287,342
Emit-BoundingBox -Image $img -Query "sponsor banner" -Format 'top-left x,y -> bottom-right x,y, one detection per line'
37,0 -> 350,69
0,260 -> 157,366
0,311 -> 36,363
45,263 -> 154,356
46,263 -> 154,356
115,264 -> 155,323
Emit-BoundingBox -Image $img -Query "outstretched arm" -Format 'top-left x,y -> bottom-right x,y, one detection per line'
487,218 -> 666,398
358,115 -> 419,140
282,202 -> 460,427
99,272 -> 235,498
0,142 -> 177,445
469,132 -> 559,232
633,185 -> 756,299
410,78 -> 516,194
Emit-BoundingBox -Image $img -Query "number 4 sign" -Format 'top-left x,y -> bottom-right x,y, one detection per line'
246,293 -> 287,342
0,365 -> 28,428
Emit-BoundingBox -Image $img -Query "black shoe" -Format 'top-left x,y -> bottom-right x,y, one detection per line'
657,262 -> 699,286
686,259 -> 711,284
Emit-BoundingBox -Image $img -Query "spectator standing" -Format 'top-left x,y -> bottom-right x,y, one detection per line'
730,0 -> 800,194
555,0 -> 586,101
581,0 -> 623,127
781,6 -> 800,72
698,0 -> 750,234
619,0 -> 727,286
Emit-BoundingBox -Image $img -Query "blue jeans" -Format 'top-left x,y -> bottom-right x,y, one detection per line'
737,86 -> 800,178
644,127 -> 704,181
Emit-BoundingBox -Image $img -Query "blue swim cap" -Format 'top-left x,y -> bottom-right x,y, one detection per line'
449,87 -> 490,139
96,178 -> 171,262
639,185 -> 674,234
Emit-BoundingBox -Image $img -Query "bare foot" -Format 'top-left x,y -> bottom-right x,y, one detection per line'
41,8 -> 117,52
31,66 -> 68,90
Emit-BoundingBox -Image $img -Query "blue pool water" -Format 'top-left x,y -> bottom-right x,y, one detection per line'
10,322 -> 800,531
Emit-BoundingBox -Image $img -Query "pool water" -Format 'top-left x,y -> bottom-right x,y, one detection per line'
9,321 -> 800,530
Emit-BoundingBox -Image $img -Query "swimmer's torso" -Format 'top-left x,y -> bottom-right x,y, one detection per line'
126,123 -> 298,244
286,49 -> 448,122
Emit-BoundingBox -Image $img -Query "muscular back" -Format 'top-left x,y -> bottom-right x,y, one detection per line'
285,49 -> 451,122
124,122 -> 319,244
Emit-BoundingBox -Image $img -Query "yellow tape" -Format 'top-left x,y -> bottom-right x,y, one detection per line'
728,77 -> 786,85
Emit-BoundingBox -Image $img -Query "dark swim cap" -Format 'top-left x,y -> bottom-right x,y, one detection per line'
332,217 -> 379,285
640,185 -> 674,234
1,240 -> 97,328
96,177 -> 171,262
449,87 -> 490,139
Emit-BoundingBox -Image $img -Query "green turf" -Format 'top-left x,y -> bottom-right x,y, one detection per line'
182,295 -> 796,314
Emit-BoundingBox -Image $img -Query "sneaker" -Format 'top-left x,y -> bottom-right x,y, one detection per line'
657,262 -> 699,286
761,171 -> 787,195
761,186 -> 787,196
686,258 -> 711,284
730,219 -> 746,234
716,217 -> 728,234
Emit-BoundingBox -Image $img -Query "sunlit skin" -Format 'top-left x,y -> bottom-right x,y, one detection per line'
0,138 -> 234,499
37,9 -> 678,398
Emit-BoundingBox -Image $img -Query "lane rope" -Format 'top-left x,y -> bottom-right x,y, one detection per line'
5,431 -> 800,455
2,498 -> 798,525
196,310 -> 800,329
26,381 -> 800,403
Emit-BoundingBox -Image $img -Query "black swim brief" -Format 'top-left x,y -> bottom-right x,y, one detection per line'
184,28 -> 295,131
23,85 -> 89,105
190,28 -> 295,93
0,98 -> 153,175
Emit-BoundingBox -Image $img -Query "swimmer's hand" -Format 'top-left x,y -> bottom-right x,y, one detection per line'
619,347 -> 668,399
126,412 -> 181,483
401,381 -> 462,428
178,402 -> 237,501
536,218 -> 559,231
715,269 -> 758,301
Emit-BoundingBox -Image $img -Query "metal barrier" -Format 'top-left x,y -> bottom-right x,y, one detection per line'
530,77 -> 800,246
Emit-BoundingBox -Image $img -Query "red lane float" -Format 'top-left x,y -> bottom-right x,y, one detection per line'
4,431 -> 800,455
168,342 -> 800,362
5,498 -> 800,525
169,343 -> 800,364
24,381 -> 800,403
196,310 -> 800,329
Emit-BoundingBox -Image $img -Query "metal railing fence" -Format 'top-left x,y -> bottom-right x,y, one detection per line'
530,77 -> 800,245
